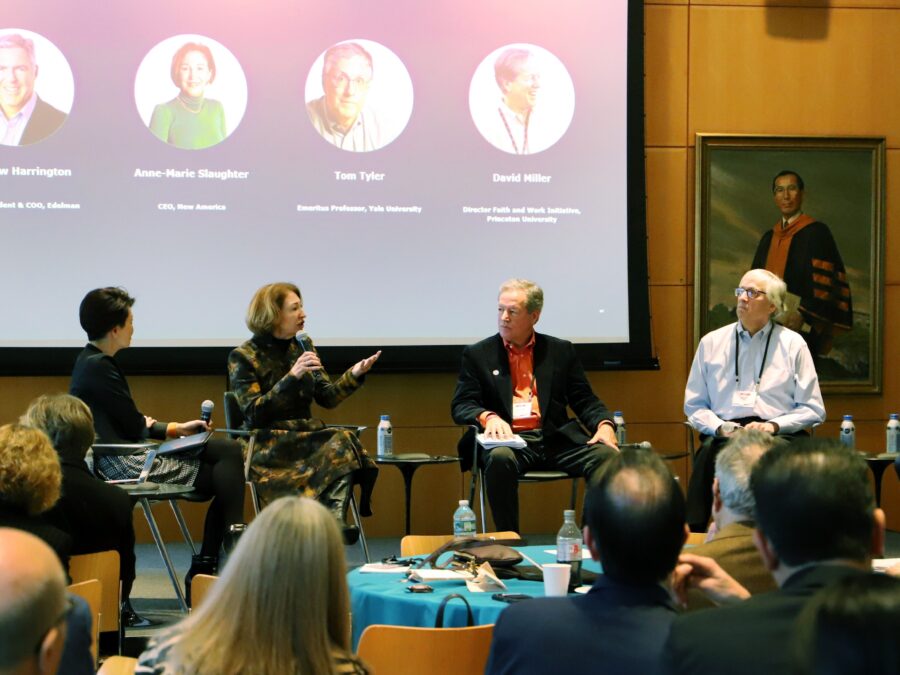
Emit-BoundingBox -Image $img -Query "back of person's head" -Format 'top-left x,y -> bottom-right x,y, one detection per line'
792,573 -> 900,675
21,394 -> 95,464
715,430 -> 784,519
78,287 -> 134,341
0,424 -> 61,516
751,439 -> 875,567
584,448 -> 685,584
165,496 -> 351,675
0,528 -> 68,675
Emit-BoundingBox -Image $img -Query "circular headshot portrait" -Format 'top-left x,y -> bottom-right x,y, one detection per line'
304,39 -> 413,153
134,35 -> 247,150
0,29 -> 74,147
469,44 -> 575,156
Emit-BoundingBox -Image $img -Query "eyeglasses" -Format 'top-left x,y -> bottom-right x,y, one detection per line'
327,73 -> 371,90
734,287 -> 767,300
33,597 -> 75,655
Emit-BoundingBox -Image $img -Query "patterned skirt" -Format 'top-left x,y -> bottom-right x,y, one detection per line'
95,450 -> 200,486
249,426 -> 377,510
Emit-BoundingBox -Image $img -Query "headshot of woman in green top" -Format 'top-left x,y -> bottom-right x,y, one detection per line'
149,42 -> 226,150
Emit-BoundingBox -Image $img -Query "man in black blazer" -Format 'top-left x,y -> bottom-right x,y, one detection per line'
665,439 -> 884,675
486,449 -> 686,675
451,278 -> 618,532
0,33 -> 68,146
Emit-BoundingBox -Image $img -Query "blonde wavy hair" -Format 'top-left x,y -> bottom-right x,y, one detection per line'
163,496 -> 356,675
0,424 -> 61,515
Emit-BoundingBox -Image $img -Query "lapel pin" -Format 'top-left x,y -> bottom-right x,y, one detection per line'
492,369 -> 500,376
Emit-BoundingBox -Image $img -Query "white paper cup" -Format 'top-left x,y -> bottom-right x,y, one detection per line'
542,563 -> 571,597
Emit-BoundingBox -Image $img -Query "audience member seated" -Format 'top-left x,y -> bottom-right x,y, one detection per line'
70,287 -> 245,599
22,393 -> 144,627
665,439 -> 884,675
0,426 -> 95,675
135,496 -> 370,675
682,429 -> 781,611
0,528 -> 70,675
228,282 -> 380,543
485,448 -> 686,675
792,573 -> 900,675
0,423 -> 70,566
684,269 -> 824,531
451,278 -> 619,533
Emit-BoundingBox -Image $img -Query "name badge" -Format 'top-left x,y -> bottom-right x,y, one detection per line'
732,390 -> 757,408
512,401 -> 532,420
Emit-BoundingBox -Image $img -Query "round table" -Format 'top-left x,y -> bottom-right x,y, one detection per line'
374,453 -> 460,534
348,544 -> 601,648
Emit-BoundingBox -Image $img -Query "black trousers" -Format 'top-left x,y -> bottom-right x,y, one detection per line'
685,423 -> 809,532
483,431 -> 617,533
192,437 -> 246,556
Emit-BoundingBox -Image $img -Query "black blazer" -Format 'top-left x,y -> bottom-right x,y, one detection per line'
486,575 -> 678,675
20,96 -> 67,145
70,344 -> 169,443
44,459 -> 136,587
451,332 -> 612,471
664,564 -> 871,675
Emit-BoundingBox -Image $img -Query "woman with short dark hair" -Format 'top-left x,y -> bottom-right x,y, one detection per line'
70,287 -> 245,601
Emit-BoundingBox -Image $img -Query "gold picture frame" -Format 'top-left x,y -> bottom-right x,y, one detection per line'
694,134 -> 885,393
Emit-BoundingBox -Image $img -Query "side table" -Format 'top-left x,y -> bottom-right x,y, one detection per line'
374,453 -> 460,534
862,453 -> 897,508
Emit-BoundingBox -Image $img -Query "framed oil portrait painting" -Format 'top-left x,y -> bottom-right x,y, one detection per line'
694,134 -> 885,393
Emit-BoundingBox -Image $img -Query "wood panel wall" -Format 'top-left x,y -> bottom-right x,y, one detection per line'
1,0 -> 898,540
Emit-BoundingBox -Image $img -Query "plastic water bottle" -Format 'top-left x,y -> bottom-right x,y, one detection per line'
839,414 -> 856,449
887,414 -> 900,453
556,509 -> 583,587
376,415 -> 393,457
613,411 -> 626,446
453,500 -> 476,538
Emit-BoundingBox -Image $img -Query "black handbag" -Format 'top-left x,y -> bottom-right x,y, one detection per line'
435,593 -> 474,628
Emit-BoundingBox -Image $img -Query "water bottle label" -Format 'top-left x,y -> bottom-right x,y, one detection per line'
454,519 -> 476,537
616,426 -> 626,445
557,541 -> 580,562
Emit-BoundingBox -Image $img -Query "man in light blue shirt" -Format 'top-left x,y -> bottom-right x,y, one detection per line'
684,269 -> 824,531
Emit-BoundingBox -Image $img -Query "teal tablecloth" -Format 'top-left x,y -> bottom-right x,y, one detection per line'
348,544 -> 602,648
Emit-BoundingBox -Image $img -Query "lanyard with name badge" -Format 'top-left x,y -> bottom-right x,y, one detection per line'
732,324 -> 774,408
512,373 -> 536,420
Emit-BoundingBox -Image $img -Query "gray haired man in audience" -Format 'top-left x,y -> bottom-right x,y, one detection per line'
682,429 -> 782,610
0,528 -> 69,675
666,439 -> 884,675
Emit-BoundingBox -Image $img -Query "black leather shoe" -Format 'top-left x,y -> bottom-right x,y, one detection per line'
121,606 -> 156,629
121,599 -> 157,628
185,554 -> 218,607
343,525 -> 360,546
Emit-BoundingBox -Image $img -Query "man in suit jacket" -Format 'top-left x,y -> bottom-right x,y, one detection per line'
0,33 -> 68,146
683,429 -> 781,611
666,439 -> 885,675
451,278 -> 618,532
486,449 -> 686,675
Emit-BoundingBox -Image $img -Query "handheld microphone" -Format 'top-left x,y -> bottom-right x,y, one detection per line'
295,331 -> 313,352
295,331 -> 321,380
619,441 -> 652,450
200,400 -> 215,426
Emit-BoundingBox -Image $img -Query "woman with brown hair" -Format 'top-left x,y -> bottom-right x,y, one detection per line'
228,282 -> 379,543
